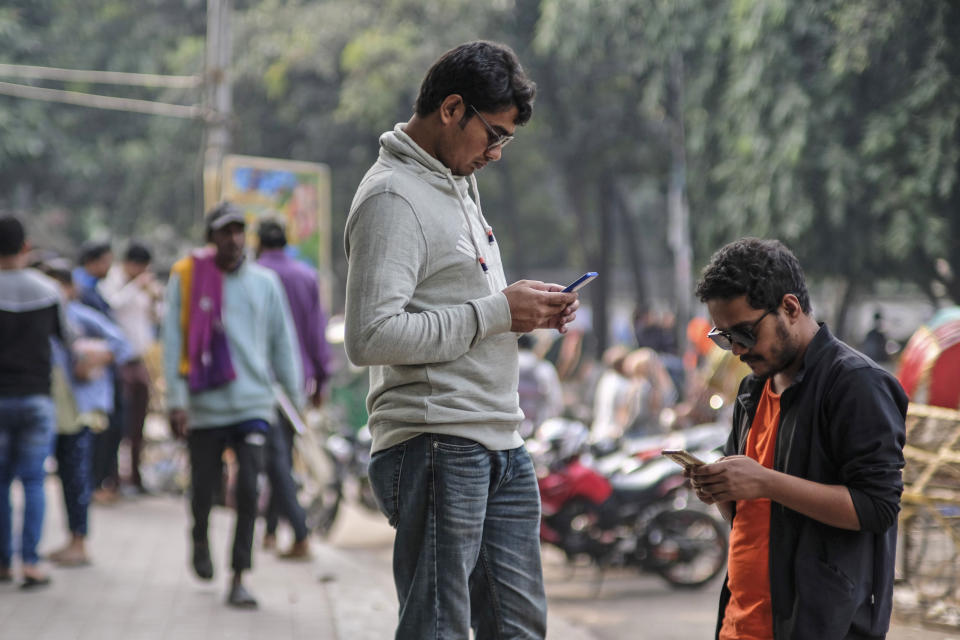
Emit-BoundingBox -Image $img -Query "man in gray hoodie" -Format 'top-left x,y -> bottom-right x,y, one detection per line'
344,41 -> 578,639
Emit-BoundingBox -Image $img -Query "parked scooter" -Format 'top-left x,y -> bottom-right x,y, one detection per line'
531,418 -> 728,589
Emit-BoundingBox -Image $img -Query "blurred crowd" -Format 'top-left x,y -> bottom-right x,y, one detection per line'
0,208 -> 952,599
515,310 -> 753,452
0,212 -> 330,602
514,296 -> 944,460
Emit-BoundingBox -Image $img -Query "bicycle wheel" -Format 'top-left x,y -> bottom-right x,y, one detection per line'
902,505 -> 960,601
293,426 -> 342,537
647,508 -> 728,589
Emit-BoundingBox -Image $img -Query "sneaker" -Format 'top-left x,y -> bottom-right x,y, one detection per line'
278,539 -> 311,561
192,542 -> 214,580
20,574 -> 51,590
20,565 -> 51,590
226,582 -> 258,609
262,533 -> 277,551
52,548 -> 90,567
92,488 -> 120,505
48,539 -> 90,567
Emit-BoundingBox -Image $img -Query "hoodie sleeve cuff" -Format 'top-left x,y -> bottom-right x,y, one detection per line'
469,292 -> 512,343
167,378 -> 189,412
848,486 -> 898,533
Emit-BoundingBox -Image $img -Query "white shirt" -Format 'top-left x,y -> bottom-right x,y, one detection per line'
98,265 -> 159,357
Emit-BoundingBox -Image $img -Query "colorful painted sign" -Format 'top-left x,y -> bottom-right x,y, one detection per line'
219,154 -> 332,304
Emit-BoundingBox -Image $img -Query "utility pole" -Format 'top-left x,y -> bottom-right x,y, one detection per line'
666,52 -> 692,353
203,0 -> 233,212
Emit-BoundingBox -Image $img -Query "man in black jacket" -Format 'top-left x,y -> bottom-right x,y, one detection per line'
689,238 -> 907,640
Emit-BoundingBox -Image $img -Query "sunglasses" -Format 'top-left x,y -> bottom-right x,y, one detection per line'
469,105 -> 514,152
707,308 -> 776,351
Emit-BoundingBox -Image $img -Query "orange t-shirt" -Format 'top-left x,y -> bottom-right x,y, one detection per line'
719,379 -> 780,640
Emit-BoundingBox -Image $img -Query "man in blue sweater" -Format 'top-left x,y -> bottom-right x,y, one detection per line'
163,202 -> 303,608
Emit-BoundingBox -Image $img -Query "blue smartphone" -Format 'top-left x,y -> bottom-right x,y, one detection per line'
562,272 -> 599,292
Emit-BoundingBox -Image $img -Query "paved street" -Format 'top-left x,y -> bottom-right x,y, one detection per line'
0,481 -> 593,640
0,479 -> 956,639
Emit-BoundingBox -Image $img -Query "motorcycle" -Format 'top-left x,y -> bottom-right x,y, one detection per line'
531,418 -> 728,589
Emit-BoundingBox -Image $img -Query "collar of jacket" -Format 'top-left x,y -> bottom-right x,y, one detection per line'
735,322 -> 834,412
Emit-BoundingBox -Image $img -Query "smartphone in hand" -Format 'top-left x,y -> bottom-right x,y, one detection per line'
661,448 -> 706,470
562,272 -> 599,292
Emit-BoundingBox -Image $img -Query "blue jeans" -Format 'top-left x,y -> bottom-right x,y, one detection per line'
369,434 -> 547,640
56,427 -> 94,536
265,413 -> 308,542
0,395 -> 56,567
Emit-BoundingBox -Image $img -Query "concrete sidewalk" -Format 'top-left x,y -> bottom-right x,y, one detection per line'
2,480 -> 955,639
0,481 -> 595,640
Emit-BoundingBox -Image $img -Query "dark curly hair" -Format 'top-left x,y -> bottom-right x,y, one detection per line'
696,238 -> 811,313
414,41 -> 536,125
0,215 -> 25,257
124,241 -> 152,264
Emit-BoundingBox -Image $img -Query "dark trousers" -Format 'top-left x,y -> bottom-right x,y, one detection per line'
265,414 -> 308,542
120,360 -> 150,488
93,375 -> 123,491
188,424 -> 265,573
55,427 -> 94,536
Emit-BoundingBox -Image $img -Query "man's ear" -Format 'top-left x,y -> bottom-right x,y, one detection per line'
438,94 -> 466,126
781,293 -> 803,320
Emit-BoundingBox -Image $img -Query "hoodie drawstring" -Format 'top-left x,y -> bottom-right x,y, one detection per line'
447,173 -> 496,289
470,174 -> 495,245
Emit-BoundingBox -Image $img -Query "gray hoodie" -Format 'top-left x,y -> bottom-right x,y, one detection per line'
344,125 -> 523,453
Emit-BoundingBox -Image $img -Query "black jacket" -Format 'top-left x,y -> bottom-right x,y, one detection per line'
715,324 -> 907,640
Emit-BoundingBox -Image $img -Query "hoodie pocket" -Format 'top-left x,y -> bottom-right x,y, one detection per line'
794,554 -> 857,639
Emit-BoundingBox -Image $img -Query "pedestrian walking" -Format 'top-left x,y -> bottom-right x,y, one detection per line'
256,218 -> 330,559
162,202 -> 303,608
74,240 -> 125,502
0,216 -> 69,589
344,41 -> 578,639
73,241 -> 113,317
44,260 -> 134,567
689,238 -> 907,639
100,241 -> 163,494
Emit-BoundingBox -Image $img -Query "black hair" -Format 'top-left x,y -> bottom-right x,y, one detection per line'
40,258 -> 74,285
414,41 -> 536,125
78,240 -> 112,265
696,238 -> 812,313
0,215 -> 25,257
517,334 -> 534,350
257,220 -> 287,249
124,242 -> 152,264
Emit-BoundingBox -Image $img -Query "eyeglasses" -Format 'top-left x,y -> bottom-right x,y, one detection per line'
707,308 -> 776,351
469,105 -> 514,152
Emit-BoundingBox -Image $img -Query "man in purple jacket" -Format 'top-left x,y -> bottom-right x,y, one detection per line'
256,218 -> 331,558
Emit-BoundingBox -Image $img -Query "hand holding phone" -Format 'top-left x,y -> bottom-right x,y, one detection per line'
661,448 -> 706,469
503,279 -> 580,333
562,272 -> 599,293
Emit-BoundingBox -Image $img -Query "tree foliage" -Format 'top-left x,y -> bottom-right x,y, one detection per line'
691,0 -> 960,308
0,0 -> 956,336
